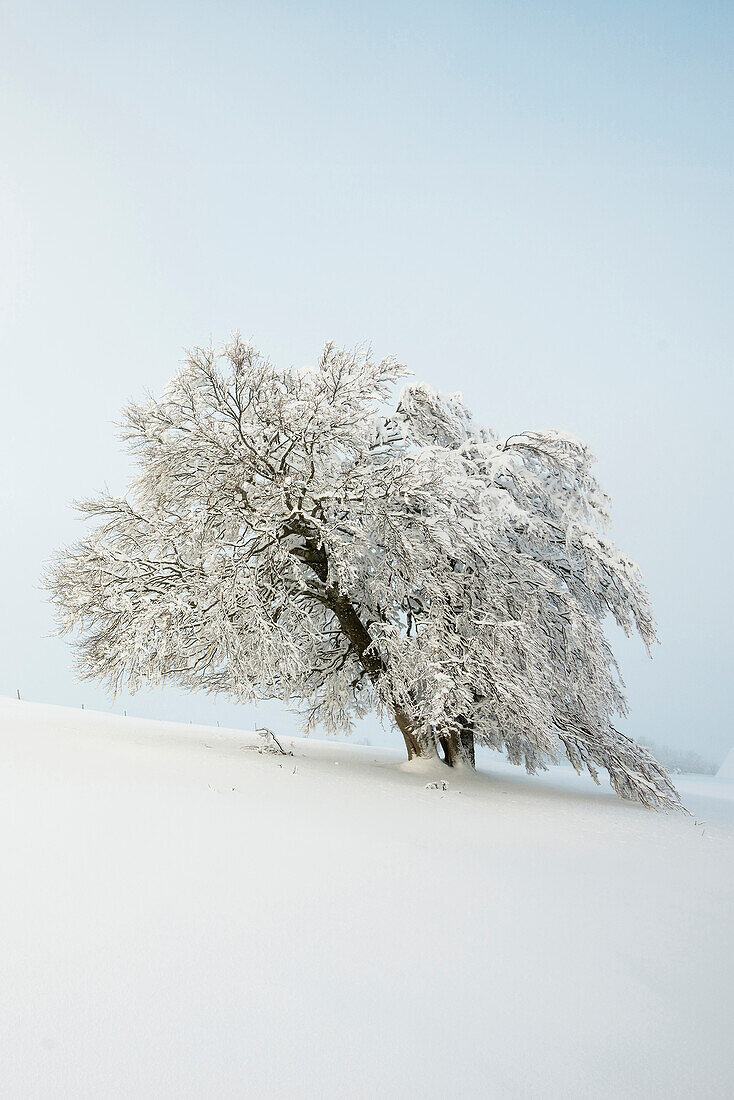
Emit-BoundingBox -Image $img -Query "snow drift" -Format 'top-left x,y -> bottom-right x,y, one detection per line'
1,696 -> 732,1098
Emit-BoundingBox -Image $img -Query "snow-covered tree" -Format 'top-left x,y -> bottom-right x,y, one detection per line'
47,336 -> 680,809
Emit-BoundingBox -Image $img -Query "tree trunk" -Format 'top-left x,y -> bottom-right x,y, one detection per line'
328,593 -> 438,762
459,725 -> 476,768
462,730 -> 479,765
290,533 -> 438,762
441,719 -> 476,768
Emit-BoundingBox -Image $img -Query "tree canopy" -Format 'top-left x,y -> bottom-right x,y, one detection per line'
48,337 -> 680,809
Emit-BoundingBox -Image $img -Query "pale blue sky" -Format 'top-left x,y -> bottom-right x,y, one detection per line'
1,1 -> 732,759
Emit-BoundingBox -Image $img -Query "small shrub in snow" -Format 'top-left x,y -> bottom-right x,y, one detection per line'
254,727 -> 291,756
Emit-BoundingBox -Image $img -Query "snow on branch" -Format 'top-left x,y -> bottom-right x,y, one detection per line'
46,337 -> 680,809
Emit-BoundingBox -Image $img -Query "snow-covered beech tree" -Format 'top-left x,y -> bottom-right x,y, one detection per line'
47,337 -> 680,809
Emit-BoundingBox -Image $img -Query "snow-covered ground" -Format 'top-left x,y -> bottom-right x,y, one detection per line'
1,697 -> 732,1099
718,747 -> 734,779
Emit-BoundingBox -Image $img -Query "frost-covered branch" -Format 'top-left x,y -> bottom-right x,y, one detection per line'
46,337 -> 679,809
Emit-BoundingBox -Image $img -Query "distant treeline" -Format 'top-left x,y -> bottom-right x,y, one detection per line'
640,741 -> 718,776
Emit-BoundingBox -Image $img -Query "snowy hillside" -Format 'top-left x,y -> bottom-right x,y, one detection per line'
1,697 -> 732,1099
717,747 -> 734,779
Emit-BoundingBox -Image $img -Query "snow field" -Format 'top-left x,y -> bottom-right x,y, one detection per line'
1,697 -> 732,1098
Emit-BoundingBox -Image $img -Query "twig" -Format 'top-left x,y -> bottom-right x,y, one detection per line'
255,726 -> 290,755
